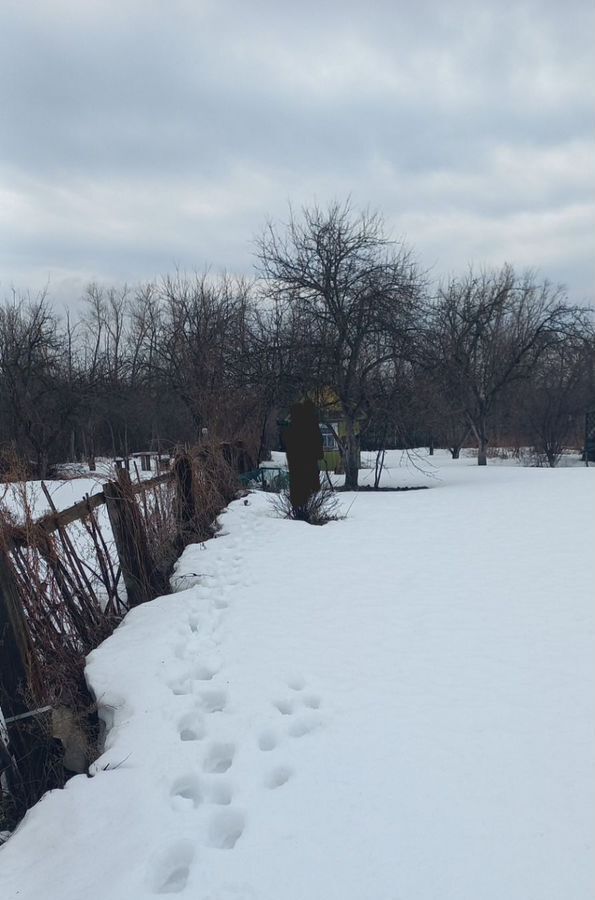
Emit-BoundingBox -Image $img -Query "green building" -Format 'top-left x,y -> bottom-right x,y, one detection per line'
278,412 -> 361,475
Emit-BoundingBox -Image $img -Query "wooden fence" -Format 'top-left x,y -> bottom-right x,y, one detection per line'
0,450 -> 216,826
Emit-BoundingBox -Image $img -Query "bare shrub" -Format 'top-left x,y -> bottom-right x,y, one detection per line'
270,484 -> 342,525
190,442 -> 241,538
486,446 -> 522,461
1,522 -> 118,707
519,447 -> 568,467
137,475 -> 179,583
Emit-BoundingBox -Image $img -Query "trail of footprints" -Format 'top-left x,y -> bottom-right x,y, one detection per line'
258,682 -> 323,753
153,526 -> 323,894
155,636 -> 323,892
151,607 -> 239,892
153,648 -> 321,894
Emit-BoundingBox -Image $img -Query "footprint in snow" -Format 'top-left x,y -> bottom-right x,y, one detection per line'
202,742 -> 235,774
151,840 -> 195,894
206,808 -> 245,849
193,663 -> 219,682
274,694 -> 320,714
169,678 -> 193,696
178,713 -> 206,742
302,693 -> 321,710
198,689 -> 227,713
257,730 -> 277,751
287,714 -> 321,738
170,774 -> 202,809
264,765 -> 293,789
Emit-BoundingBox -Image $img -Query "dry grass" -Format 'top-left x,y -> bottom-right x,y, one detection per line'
189,442 -> 241,539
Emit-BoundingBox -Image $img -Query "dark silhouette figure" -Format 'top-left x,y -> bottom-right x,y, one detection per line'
284,400 -> 324,510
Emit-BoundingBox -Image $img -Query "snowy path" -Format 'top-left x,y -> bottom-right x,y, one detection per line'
1,457 -> 594,899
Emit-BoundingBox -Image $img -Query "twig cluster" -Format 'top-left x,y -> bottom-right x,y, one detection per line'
270,484 -> 342,526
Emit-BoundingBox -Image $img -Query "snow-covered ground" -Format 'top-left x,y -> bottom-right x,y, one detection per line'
0,455 -> 164,522
1,452 -> 593,899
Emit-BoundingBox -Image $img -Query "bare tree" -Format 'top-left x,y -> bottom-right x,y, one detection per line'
0,293 -> 83,477
257,201 -> 423,488
144,272 -> 255,443
426,265 -> 580,465
522,328 -> 594,466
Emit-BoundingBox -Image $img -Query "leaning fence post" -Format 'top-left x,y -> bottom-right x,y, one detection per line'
104,470 -> 155,608
0,542 -> 38,720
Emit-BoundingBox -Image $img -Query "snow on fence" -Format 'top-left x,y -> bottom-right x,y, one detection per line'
0,446 -> 239,831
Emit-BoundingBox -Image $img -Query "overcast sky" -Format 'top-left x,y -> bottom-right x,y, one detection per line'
1,0 -> 593,307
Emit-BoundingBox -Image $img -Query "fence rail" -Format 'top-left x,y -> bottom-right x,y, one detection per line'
8,471 -> 174,545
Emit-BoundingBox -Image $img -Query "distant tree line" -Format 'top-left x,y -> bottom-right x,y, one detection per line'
1,202 -> 593,484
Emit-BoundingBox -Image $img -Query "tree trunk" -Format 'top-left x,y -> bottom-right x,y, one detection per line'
108,421 -> 117,459
343,416 -> 359,490
471,413 -> 489,466
374,423 -> 388,489
257,405 -> 271,465
85,427 -> 96,471
450,447 -> 460,459
373,448 -> 386,489
37,449 -> 49,480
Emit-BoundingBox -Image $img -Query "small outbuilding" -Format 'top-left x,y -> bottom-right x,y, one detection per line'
277,395 -> 362,475
131,451 -> 153,472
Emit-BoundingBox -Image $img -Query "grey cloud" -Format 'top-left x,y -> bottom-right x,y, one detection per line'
0,0 -> 593,304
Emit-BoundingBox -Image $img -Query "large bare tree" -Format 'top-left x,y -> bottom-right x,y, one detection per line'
257,201 -> 423,488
